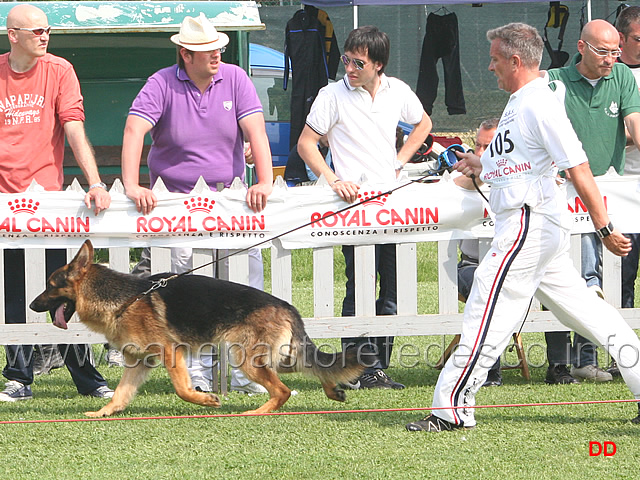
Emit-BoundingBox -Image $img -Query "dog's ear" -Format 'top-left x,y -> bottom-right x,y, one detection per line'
70,240 -> 94,273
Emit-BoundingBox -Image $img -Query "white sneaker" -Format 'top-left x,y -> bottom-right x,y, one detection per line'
230,368 -> 267,395
191,376 -> 212,393
571,365 -> 613,382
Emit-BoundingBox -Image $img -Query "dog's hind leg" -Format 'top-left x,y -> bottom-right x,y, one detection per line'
164,345 -> 221,408
85,361 -> 151,417
240,365 -> 291,415
321,381 -> 347,403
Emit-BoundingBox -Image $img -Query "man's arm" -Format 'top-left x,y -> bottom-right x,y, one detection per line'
624,112 -> 640,151
63,120 -> 110,215
121,114 -> 155,215
298,125 -> 360,203
396,112 -> 432,169
238,112 -> 273,213
568,162 -> 631,256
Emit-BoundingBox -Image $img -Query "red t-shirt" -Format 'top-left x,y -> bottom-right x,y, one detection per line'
0,52 -> 85,193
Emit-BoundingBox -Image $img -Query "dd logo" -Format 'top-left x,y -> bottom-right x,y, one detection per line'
589,441 -> 617,457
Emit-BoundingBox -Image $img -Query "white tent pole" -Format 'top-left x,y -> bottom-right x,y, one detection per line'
353,5 -> 359,28
587,0 -> 591,21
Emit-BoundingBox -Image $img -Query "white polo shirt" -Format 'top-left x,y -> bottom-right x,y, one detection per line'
305,74 -> 424,183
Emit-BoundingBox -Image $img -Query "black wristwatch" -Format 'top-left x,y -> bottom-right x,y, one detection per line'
596,222 -> 614,239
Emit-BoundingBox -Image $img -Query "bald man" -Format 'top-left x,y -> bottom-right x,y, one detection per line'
545,19 -> 640,384
0,4 -> 112,402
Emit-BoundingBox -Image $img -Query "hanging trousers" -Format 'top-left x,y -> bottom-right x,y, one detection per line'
416,12 -> 466,116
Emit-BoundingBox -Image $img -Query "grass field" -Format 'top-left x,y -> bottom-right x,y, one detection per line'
1,244 -> 640,479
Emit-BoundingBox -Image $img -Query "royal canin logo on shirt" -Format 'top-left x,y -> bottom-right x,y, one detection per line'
483,161 -> 532,181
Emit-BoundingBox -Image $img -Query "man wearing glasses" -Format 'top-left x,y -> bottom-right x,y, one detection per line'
298,26 -> 432,389
544,19 -> 640,385
0,4 -> 113,401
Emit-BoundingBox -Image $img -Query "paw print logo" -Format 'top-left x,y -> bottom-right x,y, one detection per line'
8,198 -> 39,215
496,159 -> 508,167
357,190 -> 389,207
184,197 -> 215,214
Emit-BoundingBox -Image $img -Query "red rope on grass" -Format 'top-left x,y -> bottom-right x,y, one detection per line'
1,398 -> 638,425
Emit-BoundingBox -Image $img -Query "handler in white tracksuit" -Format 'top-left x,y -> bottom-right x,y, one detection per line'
407,22 -> 640,432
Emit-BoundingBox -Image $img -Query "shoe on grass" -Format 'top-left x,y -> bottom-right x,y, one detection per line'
357,369 -> 405,389
606,361 -> 621,378
406,414 -> 469,432
0,381 -> 33,402
84,386 -> 114,398
632,403 -> 640,424
482,369 -> 502,387
545,365 -> 579,384
570,365 -> 613,382
230,369 -> 267,395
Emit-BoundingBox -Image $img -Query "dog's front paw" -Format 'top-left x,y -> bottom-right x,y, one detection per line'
85,410 -> 107,418
202,393 -> 221,408
333,387 -> 347,402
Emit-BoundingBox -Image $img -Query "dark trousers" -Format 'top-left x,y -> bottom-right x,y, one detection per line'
416,12 -> 466,116
2,249 -> 107,394
340,244 -> 397,372
545,331 -> 595,368
622,233 -> 640,308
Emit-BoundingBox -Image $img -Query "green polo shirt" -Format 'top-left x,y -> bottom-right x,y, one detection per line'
548,53 -> 640,176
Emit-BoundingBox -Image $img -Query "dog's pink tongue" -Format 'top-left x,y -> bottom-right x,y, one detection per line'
53,305 -> 68,330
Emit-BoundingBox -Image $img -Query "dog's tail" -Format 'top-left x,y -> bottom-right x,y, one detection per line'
282,312 -> 364,385
296,335 -> 364,386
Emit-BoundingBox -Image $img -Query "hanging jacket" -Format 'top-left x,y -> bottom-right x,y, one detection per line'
284,5 -> 340,149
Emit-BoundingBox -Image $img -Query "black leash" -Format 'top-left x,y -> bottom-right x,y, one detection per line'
114,172 -> 442,317
471,174 -> 490,204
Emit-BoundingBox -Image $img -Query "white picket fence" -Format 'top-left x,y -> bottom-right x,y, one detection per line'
2,236 -> 640,346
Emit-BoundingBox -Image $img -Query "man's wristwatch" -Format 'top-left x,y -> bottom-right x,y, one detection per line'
89,182 -> 107,191
596,222 -> 614,239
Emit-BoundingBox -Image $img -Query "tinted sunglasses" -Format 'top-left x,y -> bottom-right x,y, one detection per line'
341,54 -> 366,70
12,26 -> 52,36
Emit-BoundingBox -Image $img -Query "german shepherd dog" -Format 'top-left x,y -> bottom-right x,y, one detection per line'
29,240 -> 363,417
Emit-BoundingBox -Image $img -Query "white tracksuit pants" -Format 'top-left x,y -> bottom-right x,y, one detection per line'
170,247 -> 264,385
433,206 -> 640,427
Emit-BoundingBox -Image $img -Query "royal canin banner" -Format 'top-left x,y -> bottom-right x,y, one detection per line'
0,172 -> 638,249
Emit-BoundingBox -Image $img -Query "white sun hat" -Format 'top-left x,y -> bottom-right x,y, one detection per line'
170,13 -> 230,51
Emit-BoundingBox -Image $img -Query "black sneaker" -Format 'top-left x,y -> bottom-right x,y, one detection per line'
0,381 -> 33,402
607,361 -> 621,378
358,370 -> 405,390
545,365 -> 579,385
406,414 -> 467,432
482,369 -> 503,387
632,403 -> 640,425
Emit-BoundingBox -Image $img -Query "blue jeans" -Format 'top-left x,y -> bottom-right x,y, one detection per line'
341,244 -> 397,372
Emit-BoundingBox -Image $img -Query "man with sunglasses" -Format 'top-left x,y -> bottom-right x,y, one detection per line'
0,4 -> 113,402
298,25 -> 431,389
544,19 -> 640,385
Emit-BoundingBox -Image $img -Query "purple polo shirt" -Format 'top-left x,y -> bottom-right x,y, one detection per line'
129,63 -> 263,193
